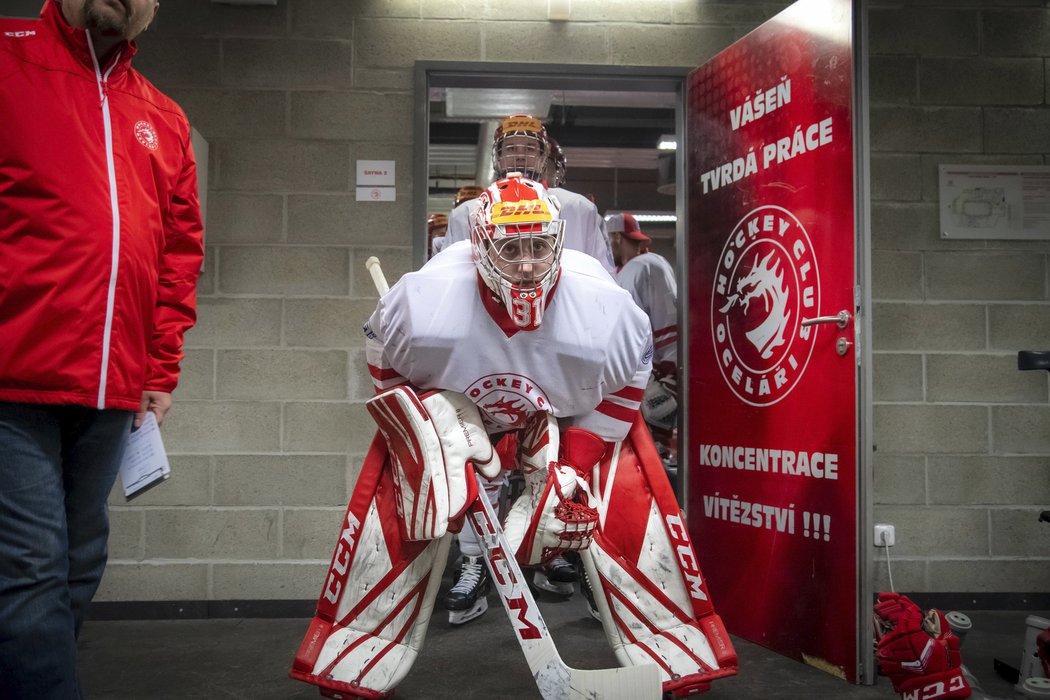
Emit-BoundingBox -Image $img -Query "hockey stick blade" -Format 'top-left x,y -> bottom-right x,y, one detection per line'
467,474 -> 661,700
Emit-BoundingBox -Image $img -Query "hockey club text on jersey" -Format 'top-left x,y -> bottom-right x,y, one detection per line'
466,373 -> 550,429
321,511 -> 362,605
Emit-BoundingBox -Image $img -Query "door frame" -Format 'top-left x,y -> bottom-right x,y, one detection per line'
853,0 -> 876,684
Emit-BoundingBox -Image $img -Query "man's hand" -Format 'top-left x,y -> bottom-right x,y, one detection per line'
136,391 -> 173,428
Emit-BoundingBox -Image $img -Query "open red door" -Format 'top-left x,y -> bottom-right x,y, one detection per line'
684,0 -> 871,683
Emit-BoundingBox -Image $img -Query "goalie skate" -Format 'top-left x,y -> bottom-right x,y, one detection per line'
532,555 -> 577,596
445,554 -> 490,625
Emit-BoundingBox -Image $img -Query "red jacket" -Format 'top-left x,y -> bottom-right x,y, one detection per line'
0,1 -> 204,411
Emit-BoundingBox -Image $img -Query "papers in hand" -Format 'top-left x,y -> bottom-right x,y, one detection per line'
118,411 -> 170,500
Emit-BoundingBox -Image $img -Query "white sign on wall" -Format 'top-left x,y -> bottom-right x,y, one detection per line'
940,165 -> 1050,240
355,187 -> 396,202
356,160 -> 395,186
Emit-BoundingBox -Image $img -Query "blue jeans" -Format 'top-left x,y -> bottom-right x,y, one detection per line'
0,402 -> 132,699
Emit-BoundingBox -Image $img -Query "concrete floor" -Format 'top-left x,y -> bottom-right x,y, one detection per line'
76,587 -> 1045,699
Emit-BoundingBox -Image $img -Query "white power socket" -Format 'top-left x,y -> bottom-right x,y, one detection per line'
874,523 -> 896,547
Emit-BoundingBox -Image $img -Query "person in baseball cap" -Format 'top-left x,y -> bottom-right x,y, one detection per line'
607,212 -> 651,268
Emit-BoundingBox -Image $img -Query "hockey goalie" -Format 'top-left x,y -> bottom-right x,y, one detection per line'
289,174 -> 737,699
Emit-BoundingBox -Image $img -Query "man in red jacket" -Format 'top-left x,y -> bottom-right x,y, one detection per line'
0,1 -> 204,697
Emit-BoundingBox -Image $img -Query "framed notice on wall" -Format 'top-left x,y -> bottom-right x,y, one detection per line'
940,165 -> 1050,240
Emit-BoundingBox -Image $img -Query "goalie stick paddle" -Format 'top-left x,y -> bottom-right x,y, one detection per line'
466,474 -> 662,700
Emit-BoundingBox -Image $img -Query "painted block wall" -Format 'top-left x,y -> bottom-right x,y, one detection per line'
868,1 -> 1050,593
2,0 -> 1046,601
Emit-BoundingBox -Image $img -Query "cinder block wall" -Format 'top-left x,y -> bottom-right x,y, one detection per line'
4,0 -> 1046,602
868,2 -> 1050,593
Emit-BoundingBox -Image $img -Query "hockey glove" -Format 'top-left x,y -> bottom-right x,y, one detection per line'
873,592 -> 971,700
503,415 -> 602,566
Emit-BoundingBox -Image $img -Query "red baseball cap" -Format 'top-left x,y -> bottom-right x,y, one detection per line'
620,213 -> 651,243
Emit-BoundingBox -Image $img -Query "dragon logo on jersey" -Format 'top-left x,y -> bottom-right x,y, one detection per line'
466,373 -> 549,429
711,205 -> 820,407
134,120 -> 159,151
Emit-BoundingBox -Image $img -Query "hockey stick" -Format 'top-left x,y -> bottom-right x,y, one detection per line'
466,475 -> 661,700
365,255 -> 389,295
364,257 -> 660,699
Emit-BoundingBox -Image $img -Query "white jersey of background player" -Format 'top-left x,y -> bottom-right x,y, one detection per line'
432,186 -> 482,256
609,212 -> 678,368
608,211 -> 679,472
442,115 -> 616,276
364,176 -> 652,623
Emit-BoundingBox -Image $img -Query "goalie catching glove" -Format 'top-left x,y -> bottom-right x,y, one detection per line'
366,386 -> 500,541
873,592 -> 971,700
503,413 -> 603,566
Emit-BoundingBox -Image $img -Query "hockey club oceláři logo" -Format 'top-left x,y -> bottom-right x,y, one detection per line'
466,373 -> 550,429
134,120 -> 159,151
711,205 -> 820,407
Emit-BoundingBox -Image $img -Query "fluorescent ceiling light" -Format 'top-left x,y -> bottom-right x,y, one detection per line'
445,88 -> 553,120
657,135 -> 677,151
607,211 -> 677,224
633,213 -> 677,223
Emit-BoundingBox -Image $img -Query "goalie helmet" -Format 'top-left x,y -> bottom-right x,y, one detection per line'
471,174 -> 565,331
492,114 -> 550,181
454,185 -> 484,207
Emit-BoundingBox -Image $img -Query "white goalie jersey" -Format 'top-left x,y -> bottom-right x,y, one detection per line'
364,241 -> 652,441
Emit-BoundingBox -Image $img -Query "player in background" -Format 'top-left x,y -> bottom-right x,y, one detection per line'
426,213 -> 447,259
441,116 -> 614,608
544,135 -> 616,275
431,186 -> 483,257
608,213 -> 679,473
444,115 -> 615,275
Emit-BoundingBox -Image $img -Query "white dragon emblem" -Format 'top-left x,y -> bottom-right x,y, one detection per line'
718,250 -> 790,360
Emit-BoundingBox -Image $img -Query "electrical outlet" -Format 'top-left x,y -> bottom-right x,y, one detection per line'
874,523 -> 895,547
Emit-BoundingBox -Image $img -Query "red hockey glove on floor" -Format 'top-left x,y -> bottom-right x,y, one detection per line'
873,593 -> 970,700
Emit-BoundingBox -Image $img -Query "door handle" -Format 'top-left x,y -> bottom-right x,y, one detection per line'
801,310 -> 850,329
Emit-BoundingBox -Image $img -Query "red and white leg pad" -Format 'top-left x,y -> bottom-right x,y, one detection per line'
290,436 -> 453,698
584,418 -> 738,696
366,386 -> 500,541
